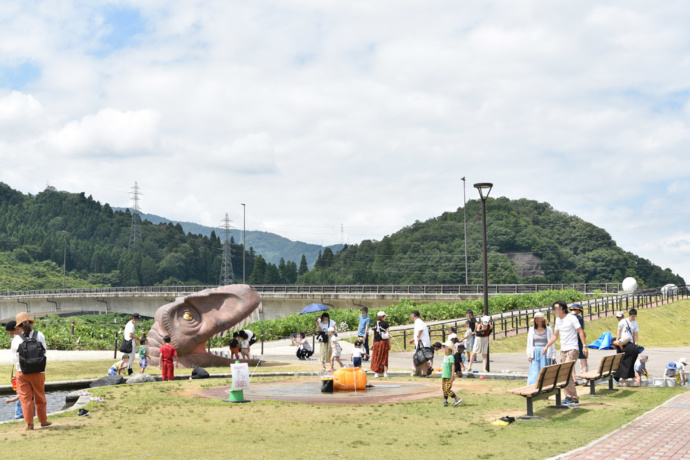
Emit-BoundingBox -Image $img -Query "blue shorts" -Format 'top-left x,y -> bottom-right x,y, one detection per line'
139,357 -> 148,369
353,357 -> 362,368
108,366 -> 117,376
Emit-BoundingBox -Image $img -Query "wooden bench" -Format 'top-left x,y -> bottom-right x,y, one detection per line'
507,361 -> 575,418
576,353 -> 624,396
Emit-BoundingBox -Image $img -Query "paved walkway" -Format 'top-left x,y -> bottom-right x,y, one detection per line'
555,391 -> 690,459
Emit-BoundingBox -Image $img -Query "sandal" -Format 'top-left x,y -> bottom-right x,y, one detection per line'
40,421 -> 52,428
26,423 -> 34,431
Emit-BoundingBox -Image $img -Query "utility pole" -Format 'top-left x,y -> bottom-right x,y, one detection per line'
129,182 -> 142,249
60,231 -> 69,289
241,204 -> 246,284
462,177 -> 468,285
219,213 -> 235,286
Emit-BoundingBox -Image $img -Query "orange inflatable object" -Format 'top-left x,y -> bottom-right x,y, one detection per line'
333,367 -> 368,391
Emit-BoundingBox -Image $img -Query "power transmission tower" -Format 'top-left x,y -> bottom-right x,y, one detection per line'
129,182 -> 142,249
340,224 -> 344,245
219,213 -> 235,285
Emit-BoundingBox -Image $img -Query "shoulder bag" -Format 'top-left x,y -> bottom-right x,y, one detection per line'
377,321 -> 390,340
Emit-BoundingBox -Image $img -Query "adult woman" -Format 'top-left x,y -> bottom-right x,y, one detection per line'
526,312 -> 555,385
613,335 -> 639,383
370,311 -> 390,378
11,312 -> 51,430
316,313 -> 336,373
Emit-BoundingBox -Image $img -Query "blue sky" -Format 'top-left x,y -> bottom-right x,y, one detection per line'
0,1 -> 689,281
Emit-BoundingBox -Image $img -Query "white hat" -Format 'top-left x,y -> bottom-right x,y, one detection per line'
615,311 -> 624,318
481,316 -> 490,325
680,358 -> 688,365
448,333 -> 458,341
377,311 -> 386,317
327,327 -> 334,332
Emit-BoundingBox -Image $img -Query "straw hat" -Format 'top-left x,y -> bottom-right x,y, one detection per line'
14,312 -> 34,329
531,312 -> 549,326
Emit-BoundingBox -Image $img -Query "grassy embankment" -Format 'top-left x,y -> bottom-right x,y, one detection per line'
0,376 -> 684,459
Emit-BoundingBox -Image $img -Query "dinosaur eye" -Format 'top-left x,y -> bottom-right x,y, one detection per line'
177,307 -> 201,328
183,312 -> 193,321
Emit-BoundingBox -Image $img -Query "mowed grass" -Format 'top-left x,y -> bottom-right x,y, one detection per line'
0,360 -> 317,385
487,299 -> 690,355
0,376 -> 685,459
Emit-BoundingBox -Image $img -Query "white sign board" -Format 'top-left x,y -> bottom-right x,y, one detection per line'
231,363 -> 250,391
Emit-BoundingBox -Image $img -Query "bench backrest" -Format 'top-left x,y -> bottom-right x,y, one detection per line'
611,353 -> 624,372
555,361 -> 575,388
535,361 -> 574,393
596,354 -> 615,377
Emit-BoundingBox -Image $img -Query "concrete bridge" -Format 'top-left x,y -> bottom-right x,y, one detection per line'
0,283 -> 621,323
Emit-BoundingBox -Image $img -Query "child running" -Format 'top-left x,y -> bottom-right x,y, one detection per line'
158,336 -> 178,381
138,338 -> 150,374
351,340 -> 369,368
441,340 -> 462,407
108,355 -> 129,376
329,327 -> 343,372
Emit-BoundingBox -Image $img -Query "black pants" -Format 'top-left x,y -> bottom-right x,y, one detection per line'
297,348 -> 314,360
359,333 -> 370,359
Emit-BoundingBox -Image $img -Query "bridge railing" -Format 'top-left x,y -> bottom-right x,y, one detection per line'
0,283 -> 623,300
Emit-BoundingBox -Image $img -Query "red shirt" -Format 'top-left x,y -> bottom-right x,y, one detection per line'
159,344 -> 177,363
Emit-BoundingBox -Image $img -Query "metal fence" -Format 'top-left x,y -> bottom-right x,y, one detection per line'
0,282 -> 622,299
394,286 -> 690,350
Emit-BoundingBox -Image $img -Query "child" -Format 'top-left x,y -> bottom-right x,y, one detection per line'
454,343 -> 466,378
108,355 -> 129,376
441,340 -> 462,407
463,322 -> 473,362
634,355 -> 648,386
329,328 -> 343,372
138,338 -> 150,374
291,332 -> 313,360
229,332 -> 241,360
351,340 -> 369,368
5,320 -> 23,420
158,336 -> 178,381
239,331 -> 250,359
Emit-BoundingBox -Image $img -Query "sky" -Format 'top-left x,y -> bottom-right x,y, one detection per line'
1,1 -> 689,281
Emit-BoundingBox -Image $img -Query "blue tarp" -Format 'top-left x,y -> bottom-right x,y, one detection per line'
299,303 -> 329,315
588,331 -> 614,350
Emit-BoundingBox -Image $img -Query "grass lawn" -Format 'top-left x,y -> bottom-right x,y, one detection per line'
489,299 -> 690,354
0,376 -> 685,459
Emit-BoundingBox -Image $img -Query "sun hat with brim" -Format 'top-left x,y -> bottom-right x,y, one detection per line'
531,312 -> 549,325
448,333 -> 458,341
667,362 -> 678,370
680,358 -> 688,365
571,304 -> 583,312
377,311 -> 386,317
14,312 -> 34,329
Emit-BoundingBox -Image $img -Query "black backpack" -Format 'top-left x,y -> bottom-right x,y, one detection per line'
17,331 -> 46,374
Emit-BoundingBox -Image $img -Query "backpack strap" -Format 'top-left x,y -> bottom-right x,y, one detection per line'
19,333 -> 27,342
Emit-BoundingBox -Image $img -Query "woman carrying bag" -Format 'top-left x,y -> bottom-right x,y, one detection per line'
370,311 -> 390,378
526,312 -> 555,385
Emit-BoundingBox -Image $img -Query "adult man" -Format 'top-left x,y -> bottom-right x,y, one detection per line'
467,316 -> 492,373
4,321 -> 23,420
571,305 -> 588,382
465,310 -> 476,362
408,310 -> 431,376
618,309 -> 639,345
12,312 -> 51,430
543,301 -> 588,406
358,307 -> 371,361
123,313 -> 141,374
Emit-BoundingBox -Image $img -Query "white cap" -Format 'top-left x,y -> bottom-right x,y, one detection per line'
680,357 -> 688,365
448,333 -> 458,340
481,316 -> 490,325
377,311 -> 386,317
327,327 -> 334,332
615,311 -> 624,318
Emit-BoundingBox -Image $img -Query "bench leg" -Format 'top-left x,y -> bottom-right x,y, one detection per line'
518,397 -> 543,419
590,379 -> 596,396
548,389 -> 571,410
608,376 -> 619,392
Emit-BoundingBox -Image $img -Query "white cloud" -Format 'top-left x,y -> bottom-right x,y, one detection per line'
43,108 -> 161,157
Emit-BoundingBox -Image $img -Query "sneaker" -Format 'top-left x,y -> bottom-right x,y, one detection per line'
562,398 -> 576,405
78,409 -> 89,417
374,373 -> 379,378
569,400 -> 580,406
383,373 -> 388,378
443,401 -> 449,407
453,398 -> 462,407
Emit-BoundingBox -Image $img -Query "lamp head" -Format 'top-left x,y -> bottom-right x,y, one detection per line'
473,182 -> 493,201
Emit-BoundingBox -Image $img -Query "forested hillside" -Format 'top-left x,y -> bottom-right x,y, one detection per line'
300,197 -> 685,288
0,184 -> 300,289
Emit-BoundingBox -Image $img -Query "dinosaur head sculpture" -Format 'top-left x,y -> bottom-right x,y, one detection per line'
147,284 -> 261,368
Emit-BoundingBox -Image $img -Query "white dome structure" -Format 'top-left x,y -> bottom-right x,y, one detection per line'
661,284 -> 679,296
621,277 -> 638,293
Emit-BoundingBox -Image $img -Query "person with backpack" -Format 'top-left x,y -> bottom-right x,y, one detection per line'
11,312 -> 51,430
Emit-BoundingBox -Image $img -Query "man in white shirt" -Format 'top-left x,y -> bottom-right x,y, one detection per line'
123,313 -> 140,374
618,309 -> 639,344
408,310 -> 431,376
543,301 -> 588,405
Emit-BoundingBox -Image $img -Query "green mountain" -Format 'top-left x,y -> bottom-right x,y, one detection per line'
300,197 -> 685,288
118,209 -> 343,268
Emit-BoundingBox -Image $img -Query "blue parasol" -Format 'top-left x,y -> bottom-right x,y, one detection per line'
300,303 -> 329,315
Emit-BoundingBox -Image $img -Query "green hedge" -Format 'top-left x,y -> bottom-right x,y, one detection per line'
224,289 -> 583,343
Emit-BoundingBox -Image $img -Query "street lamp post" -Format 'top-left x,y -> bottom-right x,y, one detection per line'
462,177 -> 468,285
474,182 -> 493,372
241,203 -> 246,284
